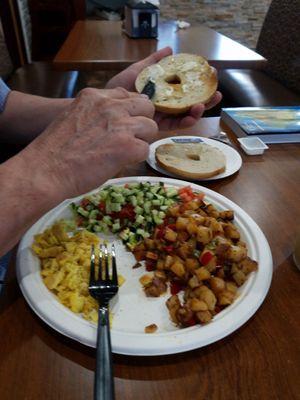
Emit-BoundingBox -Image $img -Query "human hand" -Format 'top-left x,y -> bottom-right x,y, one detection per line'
106,47 -> 173,92
106,47 -> 222,131
23,87 -> 158,200
153,91 -> 222,130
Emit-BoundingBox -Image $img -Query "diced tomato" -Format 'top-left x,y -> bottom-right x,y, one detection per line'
145,259 -> 156,271
166,224 -> 176,231
186,317 -> 197,327
80,199 -> 90,208
170,281 -> 184,295
156,226 -> 165,240
178,186 -> 194,196
77,216 -> 84,226
200,251 -> 214,265
98,201 -> 106,212
178,186 -> 205,203
164,245 -> 174,253
111,204 -> 136,221
178,186 -> 196,202
180,192 -> 193,202
119,204 -> 135,220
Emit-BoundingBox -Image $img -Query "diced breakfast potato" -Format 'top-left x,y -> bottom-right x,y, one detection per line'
145,324 -> 158,333
139,274 -> 153,287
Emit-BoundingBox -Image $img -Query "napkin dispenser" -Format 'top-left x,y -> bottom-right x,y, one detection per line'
124,0 -> 159,38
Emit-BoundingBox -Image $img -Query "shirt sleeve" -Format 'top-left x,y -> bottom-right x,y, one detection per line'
0,78 -> 11,113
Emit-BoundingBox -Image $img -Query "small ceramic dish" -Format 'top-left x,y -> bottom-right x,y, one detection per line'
237,137 -> 269,155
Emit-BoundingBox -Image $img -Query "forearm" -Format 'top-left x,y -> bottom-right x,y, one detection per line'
0,91 -> 72,144
0,150 -> 66,256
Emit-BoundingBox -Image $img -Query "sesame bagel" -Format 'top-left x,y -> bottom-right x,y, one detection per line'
155,143 -> 226,179
135,53 -> 218,114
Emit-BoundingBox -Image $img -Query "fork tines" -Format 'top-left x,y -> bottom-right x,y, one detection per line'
89,243 -> 118,286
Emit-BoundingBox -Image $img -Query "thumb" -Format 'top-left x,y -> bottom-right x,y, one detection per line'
134,47 -> 173,70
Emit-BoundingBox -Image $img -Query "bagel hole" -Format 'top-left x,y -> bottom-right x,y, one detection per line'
187,153 -> 200,161
165,74 -> 181,85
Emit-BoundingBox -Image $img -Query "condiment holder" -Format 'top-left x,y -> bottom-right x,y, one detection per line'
237,137 -> 269,155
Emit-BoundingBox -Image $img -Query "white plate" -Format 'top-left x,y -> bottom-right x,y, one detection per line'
16,176 -> 272,356
147,136 -> 242,181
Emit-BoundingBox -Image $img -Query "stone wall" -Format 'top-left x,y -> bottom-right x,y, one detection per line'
160,0 -> 272,49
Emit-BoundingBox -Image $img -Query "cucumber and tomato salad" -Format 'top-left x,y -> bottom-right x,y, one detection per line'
71,182 -> 201,249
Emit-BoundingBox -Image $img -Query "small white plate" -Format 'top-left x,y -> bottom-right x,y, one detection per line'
147,136 -> 242,181
16,177 -> 272,356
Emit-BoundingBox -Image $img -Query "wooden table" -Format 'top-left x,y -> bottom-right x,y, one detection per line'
53,20 -> 267,71
1,117 -> 299,400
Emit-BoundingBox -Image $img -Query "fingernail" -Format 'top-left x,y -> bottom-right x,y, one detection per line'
140,94 -> 149,99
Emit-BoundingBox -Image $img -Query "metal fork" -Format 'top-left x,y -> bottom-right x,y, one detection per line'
89,244 -> 119,400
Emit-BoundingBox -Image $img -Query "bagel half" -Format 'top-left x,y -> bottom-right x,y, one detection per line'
155,143 -> 226,179
135,53 -> 217,114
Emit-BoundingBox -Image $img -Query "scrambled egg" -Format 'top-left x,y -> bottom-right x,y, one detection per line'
32,221 -> 124,323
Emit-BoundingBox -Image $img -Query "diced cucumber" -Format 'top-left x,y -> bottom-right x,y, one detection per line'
135,214 -> 145,225
89,209 -> 99,219
110,192 -> 125,203
128,183 -> 140,189
145,192 -> 154,200
166,188 -> 178,197
72,182 -> 183,250
152,199 -> 161,206
164,199 -> 175,207
102,215 -> 112,225
89,197 -> 100,207
110,202 -> 122,213
110,185 -> 122,193
135,198 -> 143,207
150,185 -> 160,194
153,215 -> 163,225
160,205 -> 169,211
158,211 -> 166,219
136,228 -> 150,238
134,205 -> 143,215
77,207 -> 89,218
112,222 -> 121,232
121,188 -> 131,196
99,190 -> 109,200
129,195 -> 137,206
93,225 -> 103,232
144,201 -> 152,214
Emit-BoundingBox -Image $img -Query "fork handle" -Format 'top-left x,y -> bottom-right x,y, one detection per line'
94,306 -> 115,400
